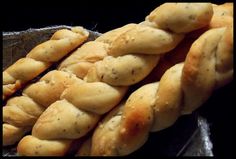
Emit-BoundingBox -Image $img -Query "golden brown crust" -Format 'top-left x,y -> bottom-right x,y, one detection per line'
3,124 -> 30,146
23,70 -> 82,107
32,100 -> 100,140
107,25 -> 184,56
151,64 -> 183,131
182,27 -> 226,114
91,103 -> 125,156
61,82 -> 128,114
3,58 -> 49,100
146,3 -> 213,33
136,36 -> 196,86
96,24 -> 137,44
90,25 -> 233,155
3,71 -> 83,146
3,27 -> 89,101
117,83 -> 157,155
209,3 -> 233,29
85,54 -> 160,86
17,135 -> 72,156
58,41 -> 108,78
15,2 -> 215,156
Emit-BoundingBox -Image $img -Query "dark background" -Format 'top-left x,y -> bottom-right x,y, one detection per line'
2,0 -> 235,157
2,1 -> 162,33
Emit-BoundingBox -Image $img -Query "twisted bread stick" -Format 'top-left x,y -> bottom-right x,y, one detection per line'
137,36 -> 196,86
3,27 -> 89,101
3,71 -> 84,146
90,25 -> 233,156
17,3 -> 213,156
3,26 -> 134,147
79,3 -> 233,156
141,2 -> 233,86
3,35 -> 114,146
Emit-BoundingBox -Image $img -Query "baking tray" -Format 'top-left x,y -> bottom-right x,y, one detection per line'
2,25 -> 213,156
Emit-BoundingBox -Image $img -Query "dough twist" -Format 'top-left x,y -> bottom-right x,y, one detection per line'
3,27 -> 89,101
136,2 -> 233,89
75,3 -> 233,156
16,3 -> 213,156
90,25 -> 233,155
3,71 -> 84,146
3,27 -> 125,147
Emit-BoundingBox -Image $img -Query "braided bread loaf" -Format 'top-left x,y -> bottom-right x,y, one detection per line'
90,24 -> 233,155
3,25 -> 134,146
16,3 -> 214,156
77,4 -> 234,155
3,71 -> 84,146
3,32 -> 119,146
3,27 -> 88,101
138,2 -> 233,87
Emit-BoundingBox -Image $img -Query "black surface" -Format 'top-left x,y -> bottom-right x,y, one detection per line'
2,0 -> 235,157
198,81 -> 235,158
2,0 -> 162,33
